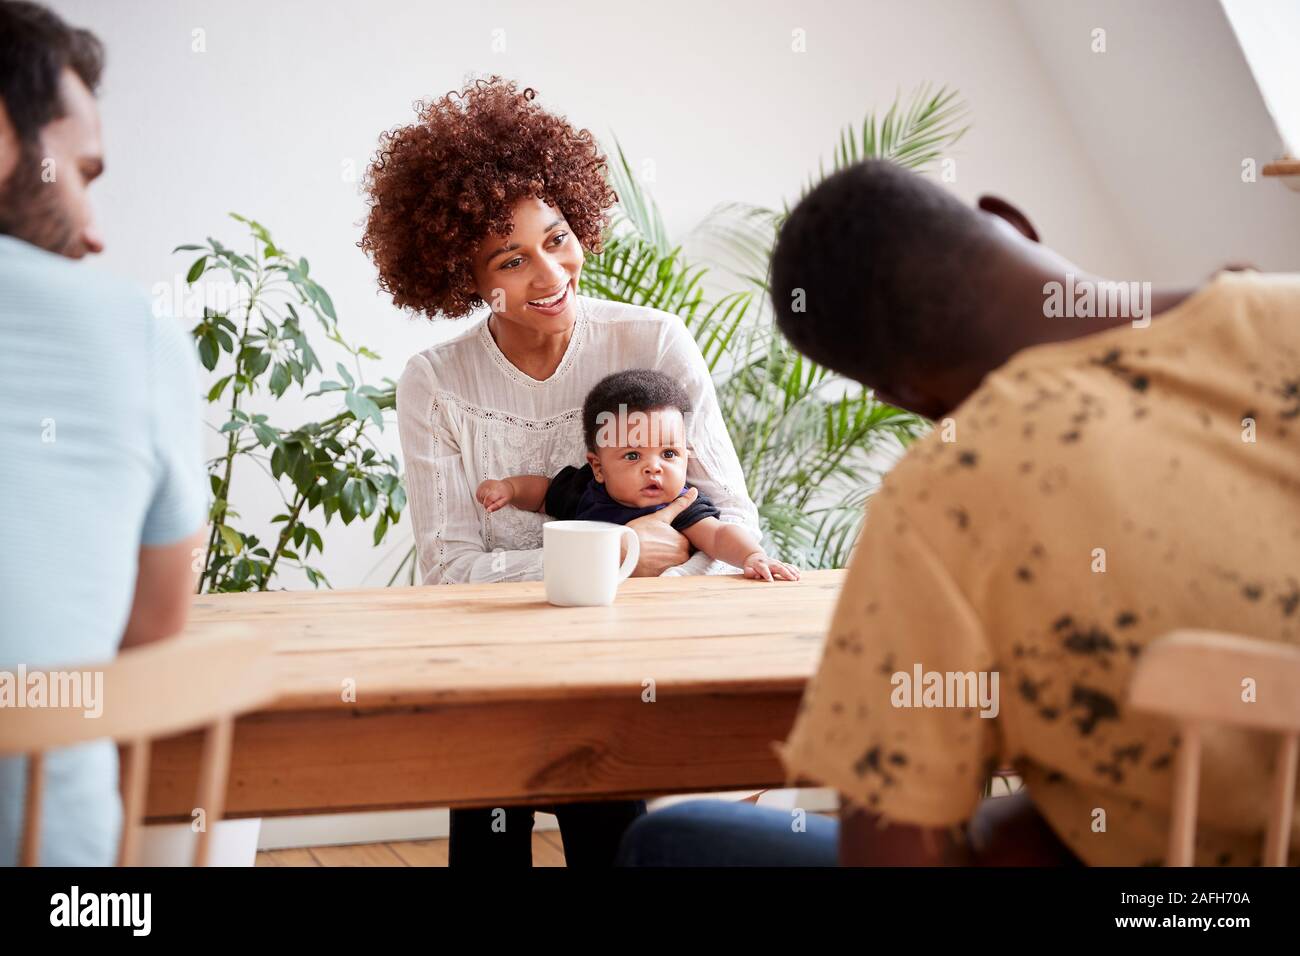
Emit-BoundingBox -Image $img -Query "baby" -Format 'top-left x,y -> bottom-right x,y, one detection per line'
475,368 -> 800,582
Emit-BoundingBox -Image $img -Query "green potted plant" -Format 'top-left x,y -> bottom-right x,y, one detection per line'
177,215 -> 406,592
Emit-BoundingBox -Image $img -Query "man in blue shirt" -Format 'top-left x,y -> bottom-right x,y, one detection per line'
0,1 -> 209,865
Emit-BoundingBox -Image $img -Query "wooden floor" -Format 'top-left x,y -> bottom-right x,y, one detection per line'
255,805 -> 852,867
254,793 -> 1017,867
255,831 -> 567,867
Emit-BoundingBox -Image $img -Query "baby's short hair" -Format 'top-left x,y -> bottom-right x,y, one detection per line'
582,368 -> 693,453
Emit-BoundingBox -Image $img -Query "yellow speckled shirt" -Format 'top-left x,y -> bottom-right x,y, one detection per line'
779,272 -> 1300,866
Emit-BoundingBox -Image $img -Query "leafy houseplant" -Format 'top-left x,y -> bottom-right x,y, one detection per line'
179,214 -> 406,592
579,85 -> 970,569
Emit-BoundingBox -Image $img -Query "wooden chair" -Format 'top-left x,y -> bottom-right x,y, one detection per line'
1129,629 -> 1300,866
0,627 -> 274,866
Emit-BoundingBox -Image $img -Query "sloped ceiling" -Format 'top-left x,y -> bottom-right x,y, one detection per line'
1014,0 -> 1299,283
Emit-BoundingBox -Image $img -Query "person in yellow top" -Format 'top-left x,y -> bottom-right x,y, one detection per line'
616,159 -> 1300,867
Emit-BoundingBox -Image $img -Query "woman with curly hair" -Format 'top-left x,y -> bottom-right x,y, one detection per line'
364,76 -> 763,867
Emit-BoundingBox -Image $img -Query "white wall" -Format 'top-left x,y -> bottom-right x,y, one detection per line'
51,0 -> 1172,589
1015,0 -> 1300,284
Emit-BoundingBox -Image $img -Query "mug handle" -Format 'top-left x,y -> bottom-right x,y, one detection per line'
617,526 -> 640,581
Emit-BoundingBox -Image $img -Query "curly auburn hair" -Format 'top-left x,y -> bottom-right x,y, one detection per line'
360,76 -> 616,320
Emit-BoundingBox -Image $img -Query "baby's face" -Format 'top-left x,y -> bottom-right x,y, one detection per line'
588,406 -> 689,508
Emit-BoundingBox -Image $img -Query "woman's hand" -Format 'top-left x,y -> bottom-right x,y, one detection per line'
624,487 -> 697,576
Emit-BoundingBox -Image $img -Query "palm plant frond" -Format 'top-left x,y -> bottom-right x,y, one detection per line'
604,136 -> 672,255
684,200 -> 784,289
827,83 -> 970,178
704,83 -> 971,298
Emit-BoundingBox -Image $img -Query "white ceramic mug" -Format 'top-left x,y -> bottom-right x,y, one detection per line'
543,520 -> 640,607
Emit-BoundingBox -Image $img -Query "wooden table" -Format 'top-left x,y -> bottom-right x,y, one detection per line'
144,570 -> 844,821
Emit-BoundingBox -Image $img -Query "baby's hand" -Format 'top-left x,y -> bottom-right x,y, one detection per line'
476,478 -> 514,513
742,551 -> 801,582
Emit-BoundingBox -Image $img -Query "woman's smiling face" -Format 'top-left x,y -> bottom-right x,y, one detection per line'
472,196 -> 584,333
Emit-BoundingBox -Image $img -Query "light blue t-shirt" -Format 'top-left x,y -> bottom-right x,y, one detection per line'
0,235 -> 208,866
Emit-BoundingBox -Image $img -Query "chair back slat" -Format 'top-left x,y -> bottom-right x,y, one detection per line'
116,739 -> 151,867
19,753 -> 44,867
192,716 -> 236,867
1264,734 -> 1299,866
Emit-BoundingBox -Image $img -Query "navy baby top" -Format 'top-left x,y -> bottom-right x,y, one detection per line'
544,463 -> 720,531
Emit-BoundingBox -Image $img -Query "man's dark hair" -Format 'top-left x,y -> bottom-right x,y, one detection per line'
0,1 -> 104,145
582,368 -> 693,453
769,159 -> 996,392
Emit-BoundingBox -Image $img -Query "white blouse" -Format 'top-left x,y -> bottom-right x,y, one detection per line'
396,293 -> 763,585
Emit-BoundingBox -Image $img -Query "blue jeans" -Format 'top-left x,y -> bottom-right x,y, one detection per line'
616,800 -> 838,866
